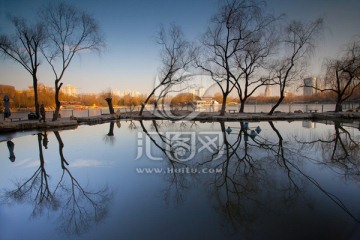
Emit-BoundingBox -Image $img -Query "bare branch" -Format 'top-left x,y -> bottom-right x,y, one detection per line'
40,1 -> 105,120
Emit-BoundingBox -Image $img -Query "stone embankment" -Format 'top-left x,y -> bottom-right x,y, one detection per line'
1,111 -> 360,133
0,118 -> 78,132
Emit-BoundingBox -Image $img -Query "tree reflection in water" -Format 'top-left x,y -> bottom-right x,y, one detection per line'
139,120 -> 360,237
297,121 -> 360,177
207,121 -> 274,236
103,121 -> 121,145
1,130 -> 113,237
2,133 -> 58,217
140,120 -> 192,206
208,121 -> 360,236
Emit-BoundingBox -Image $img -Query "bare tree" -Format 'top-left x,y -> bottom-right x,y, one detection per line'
268,18 -> 323,115
1,130 -> 113,236
40,1 -> 104,121
321,39 -> 360,112
198,0 -> 279,115
139,23 -> 193,116
0,17 -> 46,117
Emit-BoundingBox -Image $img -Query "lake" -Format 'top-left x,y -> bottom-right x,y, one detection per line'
1,120 -> 360,240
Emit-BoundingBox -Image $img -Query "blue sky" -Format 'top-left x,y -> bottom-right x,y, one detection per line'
0,0 -> 359,94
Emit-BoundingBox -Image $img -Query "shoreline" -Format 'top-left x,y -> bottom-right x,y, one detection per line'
1,111 -> 360,134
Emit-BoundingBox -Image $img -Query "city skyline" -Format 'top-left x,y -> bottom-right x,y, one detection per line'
1,0 -> 359,94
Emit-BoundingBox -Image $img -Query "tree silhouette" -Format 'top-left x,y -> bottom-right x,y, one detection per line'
53,131 -> 112,235
139,120 -> 191,206
297,121 -> 360,178
2,133 -> 57,218
198,120 -> 360,236
321,39 -> 360,112
103,121 -> 119,146
139,24 -> 193,117
1,131 -> 113,236
0,17 -> 46,117
197,0 -> 279,115
268,19 -> 323,115
40,1 -> 104,121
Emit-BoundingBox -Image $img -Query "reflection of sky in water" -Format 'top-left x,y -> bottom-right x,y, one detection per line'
0,120 -> 360,240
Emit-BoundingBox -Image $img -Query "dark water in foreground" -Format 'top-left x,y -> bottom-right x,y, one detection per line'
1,120 -> 360,240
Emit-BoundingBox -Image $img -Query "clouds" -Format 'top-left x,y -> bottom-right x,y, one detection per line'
71,158 -> 115,168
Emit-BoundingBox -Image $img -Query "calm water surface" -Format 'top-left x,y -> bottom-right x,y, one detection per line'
1,120 -> 360,240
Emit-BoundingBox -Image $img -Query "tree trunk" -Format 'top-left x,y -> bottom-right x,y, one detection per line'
139,86 -> 159,116
52,81 -> 62,121
33,75 -> 40,118
335,102 -> 342,112
107,122 -> 115,136
152,101 -> 158,114
105,97 -> 115,114
219,94 -> 227,116
239,100 -> 245,113
54,131 -> 69,168
268,95 -> 284,115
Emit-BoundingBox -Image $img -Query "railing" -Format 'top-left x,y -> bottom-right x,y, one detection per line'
6,103 -> 359,120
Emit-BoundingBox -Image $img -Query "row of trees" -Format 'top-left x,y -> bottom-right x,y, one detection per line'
7,83 -> 355,112
0,87 -> 148,110
2,0 -> 359,119
0,1 -> 104,120
140,0 -> 359,116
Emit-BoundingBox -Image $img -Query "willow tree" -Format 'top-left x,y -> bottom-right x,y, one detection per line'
198,0 -> 279,115
40,1 -> 104,121
0,17 -> 46,117
321,39 -> 360,112
268,18 -> 323,115
139,23 -> 193,116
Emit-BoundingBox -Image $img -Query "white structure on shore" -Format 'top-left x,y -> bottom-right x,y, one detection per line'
303,77 -> 317,96
111,89 -> 122,96
189,86 -> 205,97
302,120 -> 316,128
109,89 -> 142,97
62,84 -> 78,97
264,85 -> 272,97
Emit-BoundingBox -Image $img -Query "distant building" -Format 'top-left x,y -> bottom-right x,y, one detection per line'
119,90 -> 141,97
263,79 -> 272,97
303,77 -> 317,96
188,87 -> 195,96
111,89 -> 122,97
188,86 -> 205,97
197,87 -> 205,97
264,85 -> 272,97
61,84 -> 78,97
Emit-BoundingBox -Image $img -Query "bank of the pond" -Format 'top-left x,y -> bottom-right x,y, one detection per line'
1,110 -> 360,133
0,118 -> 78,132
